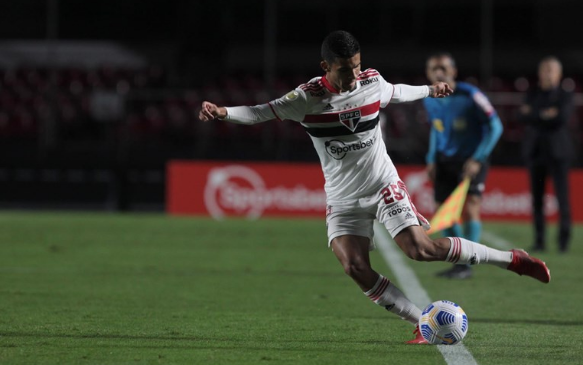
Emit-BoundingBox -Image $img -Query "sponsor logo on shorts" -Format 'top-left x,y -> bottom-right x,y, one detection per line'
325,136 -> 376,160
387,205 -> 412,218
326,205 -> 333,216
405,213 -> 414,219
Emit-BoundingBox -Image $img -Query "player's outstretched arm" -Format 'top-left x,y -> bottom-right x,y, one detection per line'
391,82 -> 453,103
198,101 -> 278,125
199,101 -> 227,122
428,82 -> 453,98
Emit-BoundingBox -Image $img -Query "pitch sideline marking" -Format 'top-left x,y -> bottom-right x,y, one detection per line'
373,222 -> 479,365
481,230 -> 513,250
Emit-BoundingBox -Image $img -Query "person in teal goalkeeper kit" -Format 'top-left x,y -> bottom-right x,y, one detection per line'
423,52 -> 503,279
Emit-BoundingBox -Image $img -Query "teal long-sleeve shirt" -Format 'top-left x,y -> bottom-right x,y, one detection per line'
424,82 -> 503,164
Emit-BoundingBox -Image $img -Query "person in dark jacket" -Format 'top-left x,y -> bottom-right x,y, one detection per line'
519,56 -> 574,253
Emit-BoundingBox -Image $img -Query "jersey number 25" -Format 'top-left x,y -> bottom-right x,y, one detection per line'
381,183 -> 405,205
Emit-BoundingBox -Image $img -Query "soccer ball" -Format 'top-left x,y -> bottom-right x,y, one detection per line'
419,300 -> 468,345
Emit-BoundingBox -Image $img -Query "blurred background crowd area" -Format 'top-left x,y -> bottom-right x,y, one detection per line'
1,0 -> 582,210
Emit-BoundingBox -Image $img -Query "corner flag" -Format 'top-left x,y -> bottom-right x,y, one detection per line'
427,177 -> 470,235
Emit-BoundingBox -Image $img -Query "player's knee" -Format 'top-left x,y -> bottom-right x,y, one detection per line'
341,258 -> 371,279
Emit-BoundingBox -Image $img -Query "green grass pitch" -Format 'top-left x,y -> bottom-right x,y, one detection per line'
1,212 -> 582,364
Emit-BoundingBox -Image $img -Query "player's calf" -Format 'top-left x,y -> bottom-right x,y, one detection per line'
339,257 -> 376,285
394,227 -> 450,262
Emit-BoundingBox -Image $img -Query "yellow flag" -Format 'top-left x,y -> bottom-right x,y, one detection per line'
427,177 -> 470,235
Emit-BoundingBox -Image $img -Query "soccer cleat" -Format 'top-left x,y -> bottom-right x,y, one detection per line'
507,249 -> 551,283
435,265 -> 472,279
406,324 -> 429,345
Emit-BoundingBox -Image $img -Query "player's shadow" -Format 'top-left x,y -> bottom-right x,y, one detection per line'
470,317 -> 583,326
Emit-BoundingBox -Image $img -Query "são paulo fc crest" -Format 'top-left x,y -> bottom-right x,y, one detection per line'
339,110 -> 361,131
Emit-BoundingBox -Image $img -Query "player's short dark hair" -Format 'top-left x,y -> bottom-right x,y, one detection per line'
427,52 -> 456,67
321,30 -> 360,64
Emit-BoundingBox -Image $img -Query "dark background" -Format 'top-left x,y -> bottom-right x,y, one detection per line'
0,0 -> 581,210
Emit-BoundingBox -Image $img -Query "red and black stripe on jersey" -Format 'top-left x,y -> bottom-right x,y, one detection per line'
303,116 -> 379,137
302,100 -> 381,138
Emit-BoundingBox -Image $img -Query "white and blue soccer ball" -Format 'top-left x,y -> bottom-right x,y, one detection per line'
419,300 -> 468,345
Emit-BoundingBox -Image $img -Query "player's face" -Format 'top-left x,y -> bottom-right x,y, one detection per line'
538,60 -> 562,90
426,56 -> 457,85
324,53 -> 361,92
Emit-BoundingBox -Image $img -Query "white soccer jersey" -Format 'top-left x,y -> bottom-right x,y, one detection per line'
266,69 -> 426,205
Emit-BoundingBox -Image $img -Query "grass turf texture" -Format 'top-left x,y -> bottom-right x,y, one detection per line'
0,212 -> 581,364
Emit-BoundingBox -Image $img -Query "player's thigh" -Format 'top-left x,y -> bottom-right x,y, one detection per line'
326,205 -> 375,249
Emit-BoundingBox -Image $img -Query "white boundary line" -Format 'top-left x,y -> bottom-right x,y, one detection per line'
481,230 -> 513,250
373,222 -> 478,365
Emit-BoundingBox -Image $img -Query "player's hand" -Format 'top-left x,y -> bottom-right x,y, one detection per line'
428,82 -> 453,98
198,101 -> 227,121
463,159 -> 481,179
426,163 -> 436,183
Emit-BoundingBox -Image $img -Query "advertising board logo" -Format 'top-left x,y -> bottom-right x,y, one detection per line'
400,169 -> 558,218
204,165 -> 265,220
204,165 -> 326,220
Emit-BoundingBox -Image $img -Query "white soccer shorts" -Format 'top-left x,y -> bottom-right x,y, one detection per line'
326,179 -> 430,248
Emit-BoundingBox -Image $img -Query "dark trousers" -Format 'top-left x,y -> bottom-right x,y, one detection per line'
527,159 -> 571,250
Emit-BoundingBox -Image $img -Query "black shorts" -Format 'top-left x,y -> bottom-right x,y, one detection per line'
434,155 -> 489,203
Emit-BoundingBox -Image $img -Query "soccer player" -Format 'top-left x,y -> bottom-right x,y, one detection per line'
198,31 -> 550,344
423,53 -> 503,279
